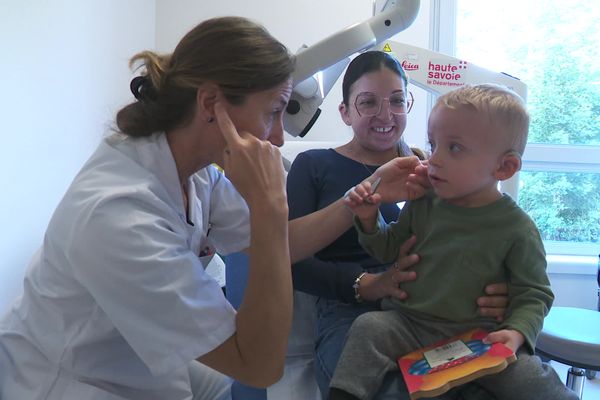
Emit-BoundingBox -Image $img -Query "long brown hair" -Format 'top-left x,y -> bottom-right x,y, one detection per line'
116,16 -> 295,137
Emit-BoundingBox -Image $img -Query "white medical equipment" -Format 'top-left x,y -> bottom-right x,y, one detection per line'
284,0 -> 419,137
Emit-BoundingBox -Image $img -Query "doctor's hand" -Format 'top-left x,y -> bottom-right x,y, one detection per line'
215,102 -> 286,209
358,236 -> 419,302
371,156 -> 429,203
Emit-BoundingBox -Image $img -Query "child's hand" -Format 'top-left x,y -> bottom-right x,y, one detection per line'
343,180 -> 380,231
483,329 -> 524,353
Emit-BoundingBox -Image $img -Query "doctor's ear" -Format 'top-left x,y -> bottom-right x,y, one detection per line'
339,102 -> 352,126
494,151 -> 522,181
196,83 -> 220,123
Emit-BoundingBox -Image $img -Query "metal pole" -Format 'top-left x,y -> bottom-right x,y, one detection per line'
566,367 -> 585,399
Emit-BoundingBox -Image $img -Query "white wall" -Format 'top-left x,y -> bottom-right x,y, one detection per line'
0,0 -> 155,313
155,0 -> 432,154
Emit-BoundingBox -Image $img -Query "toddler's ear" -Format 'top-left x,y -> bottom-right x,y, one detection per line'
494,151 -> 521,181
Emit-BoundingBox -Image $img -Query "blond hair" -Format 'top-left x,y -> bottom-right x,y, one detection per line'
433,84 -> 529,155
116,16 -> 295,137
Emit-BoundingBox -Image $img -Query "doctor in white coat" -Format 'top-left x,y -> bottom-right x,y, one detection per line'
0,16 -> 429,400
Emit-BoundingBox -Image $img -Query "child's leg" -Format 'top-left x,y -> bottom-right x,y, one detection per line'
476,350 -> 579,399
370,319 -> 500,400
329,310 -> 425,400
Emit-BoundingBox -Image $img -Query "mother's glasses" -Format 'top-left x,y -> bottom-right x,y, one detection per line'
354,91 -> 414,117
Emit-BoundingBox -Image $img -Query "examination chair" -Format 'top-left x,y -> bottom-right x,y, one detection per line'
223,251 -> 321,400
536,306 -> 600,399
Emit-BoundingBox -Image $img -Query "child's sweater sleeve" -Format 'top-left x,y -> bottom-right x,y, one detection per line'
500,225 -> 554,353
355,203 -> 414,264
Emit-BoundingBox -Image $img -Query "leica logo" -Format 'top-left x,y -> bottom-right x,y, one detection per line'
402,60 -> 419,71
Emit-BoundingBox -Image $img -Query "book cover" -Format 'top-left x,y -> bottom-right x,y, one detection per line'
397,328 -> 516,400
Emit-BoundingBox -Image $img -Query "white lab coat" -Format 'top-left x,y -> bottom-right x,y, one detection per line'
0,132 -> 250,399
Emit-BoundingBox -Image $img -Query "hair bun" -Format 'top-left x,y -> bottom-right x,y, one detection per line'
130,75 -> 151,101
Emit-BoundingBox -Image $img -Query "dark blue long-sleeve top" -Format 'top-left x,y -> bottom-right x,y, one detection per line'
286,148 -> 404,303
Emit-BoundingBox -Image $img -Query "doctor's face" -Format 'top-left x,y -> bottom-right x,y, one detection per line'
340,68 -> 408,153
226,78 -> 293,148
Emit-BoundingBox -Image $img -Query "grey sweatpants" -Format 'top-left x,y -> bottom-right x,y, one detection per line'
330,310 -> 578,400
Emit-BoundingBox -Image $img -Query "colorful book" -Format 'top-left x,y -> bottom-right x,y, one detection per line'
397,328 -> 516,400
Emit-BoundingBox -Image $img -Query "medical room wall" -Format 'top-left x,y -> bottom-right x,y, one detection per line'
0,1 -> 155,314
155,0 -> 432,159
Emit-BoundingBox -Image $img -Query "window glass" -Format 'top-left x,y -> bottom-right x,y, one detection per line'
519,170 -> 600,244
456,0 -> 600,146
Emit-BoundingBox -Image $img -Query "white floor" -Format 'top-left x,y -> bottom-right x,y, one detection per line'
550,361 -> 600,399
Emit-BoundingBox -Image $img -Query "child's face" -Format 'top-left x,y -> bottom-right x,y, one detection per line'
426,105 -> 507,207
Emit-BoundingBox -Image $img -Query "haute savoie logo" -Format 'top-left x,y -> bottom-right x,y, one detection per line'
427,60 -> 468,87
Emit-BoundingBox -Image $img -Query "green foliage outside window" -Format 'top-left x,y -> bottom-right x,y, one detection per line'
519,172 -> 600,242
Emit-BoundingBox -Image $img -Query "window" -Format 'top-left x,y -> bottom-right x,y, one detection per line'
437,0 -> 600,256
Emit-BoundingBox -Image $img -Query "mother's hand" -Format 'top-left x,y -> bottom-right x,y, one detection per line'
477,282 -> 509,321
371,156 -> 429,203
358,236 -> 419,302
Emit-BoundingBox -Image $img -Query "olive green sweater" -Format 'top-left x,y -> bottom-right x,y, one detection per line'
356,192 -> 553,353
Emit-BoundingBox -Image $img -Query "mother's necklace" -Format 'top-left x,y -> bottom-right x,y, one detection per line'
356,142 -> 402,176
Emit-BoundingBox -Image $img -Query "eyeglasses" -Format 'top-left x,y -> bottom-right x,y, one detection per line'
354,91 -> 414,117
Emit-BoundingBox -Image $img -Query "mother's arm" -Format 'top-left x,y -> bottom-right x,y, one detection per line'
288,156 -> 427,262
286,153 -> 421,302
289,197 -> 353,263
292,257 -> 363,303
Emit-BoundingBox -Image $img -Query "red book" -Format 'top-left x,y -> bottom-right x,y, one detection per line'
397,329 -> 516,400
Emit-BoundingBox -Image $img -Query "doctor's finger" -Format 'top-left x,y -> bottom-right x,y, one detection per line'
214,102 -> 242,149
